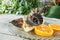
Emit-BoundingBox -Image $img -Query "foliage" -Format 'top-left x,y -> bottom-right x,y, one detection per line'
0,0 -> 43,15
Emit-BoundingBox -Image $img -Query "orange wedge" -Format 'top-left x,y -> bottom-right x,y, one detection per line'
49,24 -> 60,32
34,24 -> 53,37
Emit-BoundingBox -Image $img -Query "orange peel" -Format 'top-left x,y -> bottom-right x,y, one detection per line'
49,24 -> 60,32
34,24 -> 53,37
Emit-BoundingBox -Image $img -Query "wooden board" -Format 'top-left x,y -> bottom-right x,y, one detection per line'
0,14 -> 60,40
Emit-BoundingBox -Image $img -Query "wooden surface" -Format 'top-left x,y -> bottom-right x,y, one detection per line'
0,14 -> 26,40
0,14 -> 60,40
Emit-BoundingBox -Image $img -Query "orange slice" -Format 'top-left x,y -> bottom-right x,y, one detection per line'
34,24 -> 53,37
49,24 -> 60,32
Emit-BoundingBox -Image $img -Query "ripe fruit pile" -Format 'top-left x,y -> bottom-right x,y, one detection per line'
34,24 -> 60,37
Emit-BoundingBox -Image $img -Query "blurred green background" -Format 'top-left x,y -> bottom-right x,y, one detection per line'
0,0 -> 43,15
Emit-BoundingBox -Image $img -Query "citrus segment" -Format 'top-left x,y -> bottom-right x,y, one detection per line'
34,24 -> 53,37
49,24 -> 60,32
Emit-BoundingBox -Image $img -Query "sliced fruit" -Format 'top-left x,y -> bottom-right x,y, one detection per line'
49,24 -> 60,32
34,24 -> 53,37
